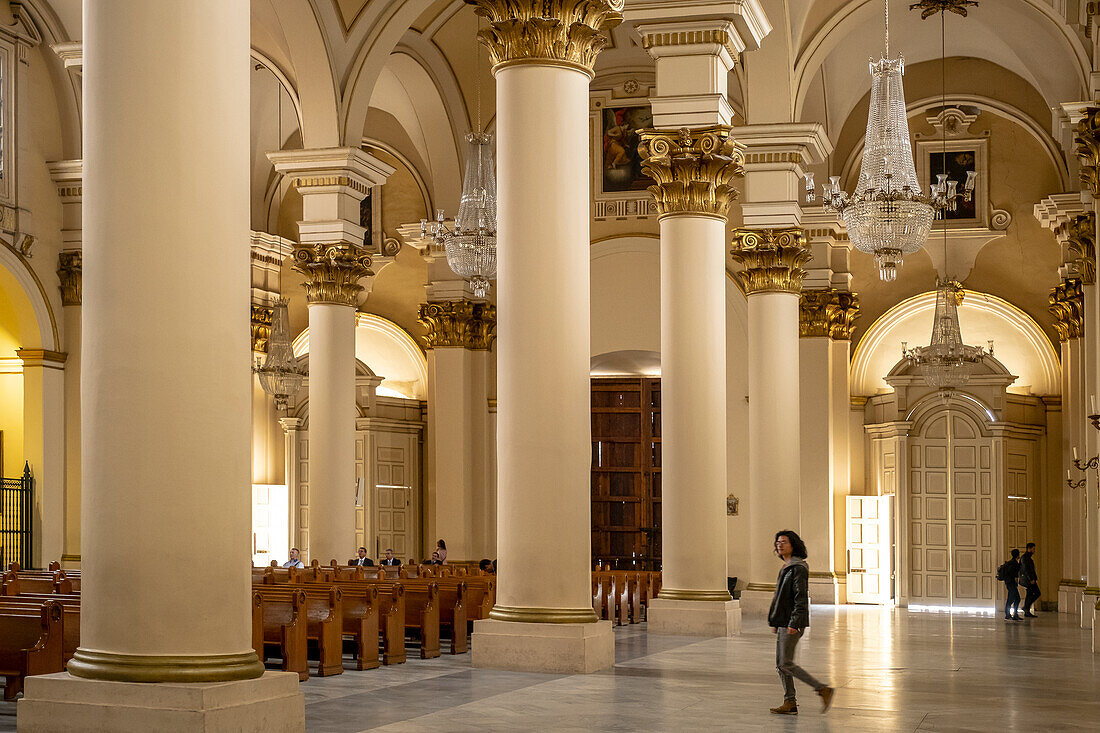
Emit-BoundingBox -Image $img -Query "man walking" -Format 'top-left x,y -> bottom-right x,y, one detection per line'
1001,549 -> 1021,621
1017,542 -> 1040,618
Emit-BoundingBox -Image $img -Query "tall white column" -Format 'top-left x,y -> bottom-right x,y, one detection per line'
57,252 -> 81,569
269,149 -> 394,565
636,127 -> 744,636
731,230 -> 812,614
470,0 -> 620,674
20,1 -> 303,728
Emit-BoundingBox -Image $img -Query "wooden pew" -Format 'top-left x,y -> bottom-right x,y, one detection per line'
251,588 -> 309,680
252,585 -> 343,677
0,594 -> 80,663
415,578 -> 466,654
0,600 -> 65,699
302,581 -> 380,671
370,580 -> 440,659
1,569 -> 73,596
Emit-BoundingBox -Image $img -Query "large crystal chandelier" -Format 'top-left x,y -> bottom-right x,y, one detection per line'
254,297 -> 306,411
421,15 -> 496,298
422,132 -> 497,297
903,281 -> 991,391
807,0 -> 973,282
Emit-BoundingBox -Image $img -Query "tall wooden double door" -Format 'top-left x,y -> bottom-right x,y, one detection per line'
907,410 -> 998,608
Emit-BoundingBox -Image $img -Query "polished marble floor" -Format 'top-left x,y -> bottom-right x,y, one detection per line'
1,606 -> 1096,731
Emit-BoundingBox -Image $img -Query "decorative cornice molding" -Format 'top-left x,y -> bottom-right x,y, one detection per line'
15,349 -> 67,367
1049,278 -> 1084,342
729,228 -> 812,295
799,288 -> 860,340
292,244 -> 373,307
251,304 -> 274,353
1064,213 -> 1096,285
1076,104 -> 1100,196
418,301 -> 497,351
473,0 -> 624,76
56,250 -> 81,307
637,125 -> 744,219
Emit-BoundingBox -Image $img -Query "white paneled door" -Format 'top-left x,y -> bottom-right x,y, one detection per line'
909,410 -> 997,609
847,495 -> 893,604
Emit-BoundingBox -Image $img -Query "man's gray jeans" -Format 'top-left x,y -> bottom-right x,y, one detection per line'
776,628 -> 825,702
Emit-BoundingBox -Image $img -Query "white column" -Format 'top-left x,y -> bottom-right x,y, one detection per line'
730,229 -> 812,615
470,0 -> 620,674
268,149 -> 393,566
16,349 -> 65,568
20,0 -> 303,728
56,250 -> 81,569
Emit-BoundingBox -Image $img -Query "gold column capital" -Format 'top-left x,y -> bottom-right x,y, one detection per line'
1049,277 -> 1084,342
1075,104 -> 1100,196
473,0 -> 623,76
57,250 -> 81,306
251,304 -> 273,353
292,243 -> 373,306
729,228 -> 812,295
418,300 -> 497,351
1063,212 -> 1096,285
637,125 -> 745,220
799,288 -> 860,340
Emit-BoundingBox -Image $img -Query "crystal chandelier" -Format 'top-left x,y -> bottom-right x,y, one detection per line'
806,0 -> 973,282
421,15 -> 496,298
254,297 -> 306,411
421,132 -> 497,298
902,281 -> 991,391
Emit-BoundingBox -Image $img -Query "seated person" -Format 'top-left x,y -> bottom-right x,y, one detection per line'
425,551 -> 443,566
478,558 -> 494,574
349,547 -> 374,567
379,548 -> 401,566
282,547 -> 305,569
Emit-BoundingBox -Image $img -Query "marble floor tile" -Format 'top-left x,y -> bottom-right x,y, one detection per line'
0,605 -> 1096,731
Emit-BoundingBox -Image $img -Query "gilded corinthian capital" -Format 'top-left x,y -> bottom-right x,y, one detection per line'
1076,105 -> 1100,196
292,244 -> 373,306
1064,213 -> 1096,285
1049,278 -> 1084,342
799,288 -> 860,340
57,250 -> 81,306
637,126 -> 744,219
729,228 -> 812,295
418,300 -> 497,350
473,0 -> 623,75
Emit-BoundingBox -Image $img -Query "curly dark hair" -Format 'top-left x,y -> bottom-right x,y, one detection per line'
774,530 -> 808,559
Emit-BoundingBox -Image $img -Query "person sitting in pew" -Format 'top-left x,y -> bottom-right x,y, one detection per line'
425,551 -> 443,566
379,549 -> 400,566
282,548 -> 304,569
478,558 -> 493,573
349,547 -> 374,567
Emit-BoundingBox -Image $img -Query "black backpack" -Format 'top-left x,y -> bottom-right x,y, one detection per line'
995,561 -> 1009,581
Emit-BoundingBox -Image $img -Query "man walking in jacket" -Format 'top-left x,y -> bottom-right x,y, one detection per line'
1018,542 -> 1041,618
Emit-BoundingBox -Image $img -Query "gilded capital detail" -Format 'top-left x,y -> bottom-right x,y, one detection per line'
799,288 -> 860,340
473,0 -> 624,75
1064,213 -> 1096,285
1049,278 -> 1084,342
1076,105 -> 1100,196
56,250 -> 81,306
251,304 -> 273,353
729,228 -> 812,295
292,244 -> 373,307
637,126 -> 745,219
418,301 -> 497,351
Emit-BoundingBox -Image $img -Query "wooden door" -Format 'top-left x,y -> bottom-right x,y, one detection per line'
847,495 -> 893,604
373,442 -> 413,560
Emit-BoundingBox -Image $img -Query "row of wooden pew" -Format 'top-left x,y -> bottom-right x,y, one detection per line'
593,568 -> 662,626
0,564 -> 80,699
251,563 -> 496,679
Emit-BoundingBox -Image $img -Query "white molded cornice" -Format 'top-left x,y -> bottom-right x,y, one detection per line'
50,41 -> 81,71
267,147 -> 395,189
1034,192 -> 1090,233
733,122 -> 832,165
624,0 -> 770,51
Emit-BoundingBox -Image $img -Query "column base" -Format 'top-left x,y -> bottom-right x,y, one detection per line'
1092,599 -> 1100,654
1060,582 -> 1083,615
1084,590 -> 1099,630
17,671 -> 303,732
646,598 -> 740,636
737,585 -> 777,618
471,619 -> 614,674
808,573 -> 846,605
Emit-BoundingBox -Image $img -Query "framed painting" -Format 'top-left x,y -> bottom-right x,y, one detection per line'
600,104 -> 653,193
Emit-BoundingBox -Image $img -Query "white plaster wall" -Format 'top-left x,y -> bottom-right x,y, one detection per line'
591,236 -> 660,360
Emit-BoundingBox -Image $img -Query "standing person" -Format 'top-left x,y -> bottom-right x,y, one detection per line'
282,547 -> 304,569
767,530 -> 834,715
1000,549 -> 1022,621
435,539 -> 448,564
1018,542 -> 1041,618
